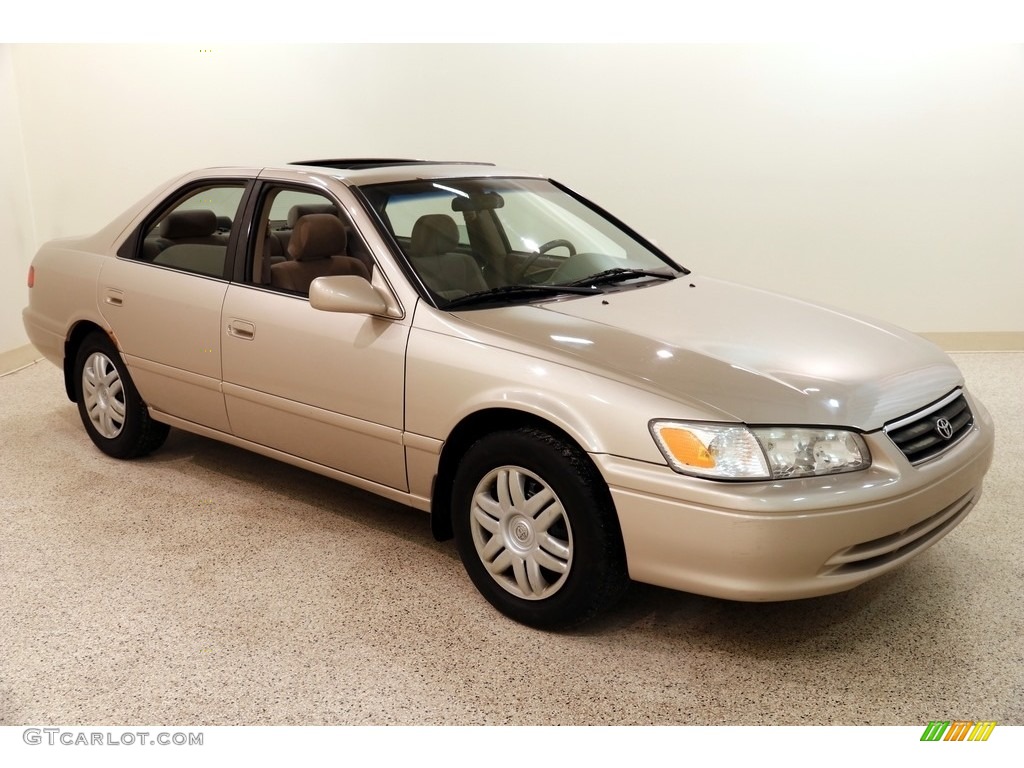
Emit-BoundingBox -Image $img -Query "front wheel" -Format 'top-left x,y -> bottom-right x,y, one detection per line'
452,428 -> 628,629
74,332 -> 169,459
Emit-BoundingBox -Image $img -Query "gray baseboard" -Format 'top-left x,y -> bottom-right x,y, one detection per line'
919,332 -> 1024,351
0,344 -> 43,376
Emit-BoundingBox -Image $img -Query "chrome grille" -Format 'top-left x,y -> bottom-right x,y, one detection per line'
884,389 -> 973,464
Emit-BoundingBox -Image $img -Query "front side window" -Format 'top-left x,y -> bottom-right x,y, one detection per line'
137,185 -> 245,278
249,186 -> 374,296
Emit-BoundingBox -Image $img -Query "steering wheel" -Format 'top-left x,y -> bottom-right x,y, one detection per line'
514,239 -> 577,282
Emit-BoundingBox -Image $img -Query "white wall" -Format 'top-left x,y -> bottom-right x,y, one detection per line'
0,45 -> 36,352
4,44 -> 1024,354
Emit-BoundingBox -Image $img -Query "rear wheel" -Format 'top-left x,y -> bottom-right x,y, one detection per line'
74,332 -> 169,459
452,427 -> 628,629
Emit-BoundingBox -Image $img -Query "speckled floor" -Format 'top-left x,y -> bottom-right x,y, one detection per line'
0,354 -> 1021,725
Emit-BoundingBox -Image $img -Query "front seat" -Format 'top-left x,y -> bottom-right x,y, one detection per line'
409,214 -> 488,298
270,214 -> 370,294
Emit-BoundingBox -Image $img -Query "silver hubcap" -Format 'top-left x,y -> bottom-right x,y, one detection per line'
82,352 -> 126,439
470,466 -> 573,600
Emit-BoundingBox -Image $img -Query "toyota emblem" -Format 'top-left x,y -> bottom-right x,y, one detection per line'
935,417 -> 954,439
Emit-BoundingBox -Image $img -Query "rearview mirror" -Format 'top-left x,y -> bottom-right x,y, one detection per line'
451,192 -> 504,212
309,275 -> 388,315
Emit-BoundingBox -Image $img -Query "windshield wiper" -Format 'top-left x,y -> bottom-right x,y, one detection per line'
563,268 -> 677,288
443,283 -> 601,310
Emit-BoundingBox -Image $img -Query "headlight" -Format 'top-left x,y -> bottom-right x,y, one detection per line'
650,421 -> 870,480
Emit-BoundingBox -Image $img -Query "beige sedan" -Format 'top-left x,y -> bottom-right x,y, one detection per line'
23,159 -> 995,628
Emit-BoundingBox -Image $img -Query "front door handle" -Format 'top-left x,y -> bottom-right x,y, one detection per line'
227,319 -> 255,341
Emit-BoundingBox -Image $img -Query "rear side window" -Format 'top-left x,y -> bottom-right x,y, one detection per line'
133,185 -> 246,278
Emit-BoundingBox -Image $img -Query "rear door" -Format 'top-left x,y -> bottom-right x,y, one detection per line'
99,180 -> 250,432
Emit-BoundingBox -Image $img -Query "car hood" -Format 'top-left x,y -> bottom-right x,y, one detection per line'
455,276 -> 962,429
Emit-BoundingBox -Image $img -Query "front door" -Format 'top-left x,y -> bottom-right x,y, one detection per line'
219,183 -> 409,490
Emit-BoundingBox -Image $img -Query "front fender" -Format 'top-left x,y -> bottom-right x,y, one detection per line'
404,324 -> 702,467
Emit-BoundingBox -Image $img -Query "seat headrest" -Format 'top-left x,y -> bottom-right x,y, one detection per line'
287,214 -> 347,262
411,214 -> 459,258
159,209 -> 218,239
287,203 -> 339,228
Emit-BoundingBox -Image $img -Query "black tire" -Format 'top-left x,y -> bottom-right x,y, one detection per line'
73,332 -> 169,459
452,427 -> 628,629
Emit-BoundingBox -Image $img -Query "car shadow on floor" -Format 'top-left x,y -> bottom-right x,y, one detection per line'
143,427 -> 456,556
574,552 -> 970,660
141,425 -> 968,650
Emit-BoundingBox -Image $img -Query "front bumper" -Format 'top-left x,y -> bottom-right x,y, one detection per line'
595,394 -> 995,601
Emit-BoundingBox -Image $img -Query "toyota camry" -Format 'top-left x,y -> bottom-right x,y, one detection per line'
22,159 -> 995,628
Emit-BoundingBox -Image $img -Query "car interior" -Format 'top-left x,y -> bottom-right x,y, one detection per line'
252,191 -> 376,296
139,186 -> 242,279
268,213 -> 369,294
132,175 -> 658,305
136,185 -> 378,297
406,213 -> 488,298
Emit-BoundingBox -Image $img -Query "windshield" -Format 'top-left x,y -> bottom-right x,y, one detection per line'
358,177 -> 683,307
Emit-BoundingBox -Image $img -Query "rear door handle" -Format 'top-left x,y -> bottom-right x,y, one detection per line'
226,319 -> 255,341
103,288 -> 124,306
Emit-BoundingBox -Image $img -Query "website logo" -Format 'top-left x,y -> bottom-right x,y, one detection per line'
920,721 -> 996,742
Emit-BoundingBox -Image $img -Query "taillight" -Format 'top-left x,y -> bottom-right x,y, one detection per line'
27,265 -> 34,288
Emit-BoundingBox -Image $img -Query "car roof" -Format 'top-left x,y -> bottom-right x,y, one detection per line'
282,158 -> 544,186
290,158 -> 496,171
